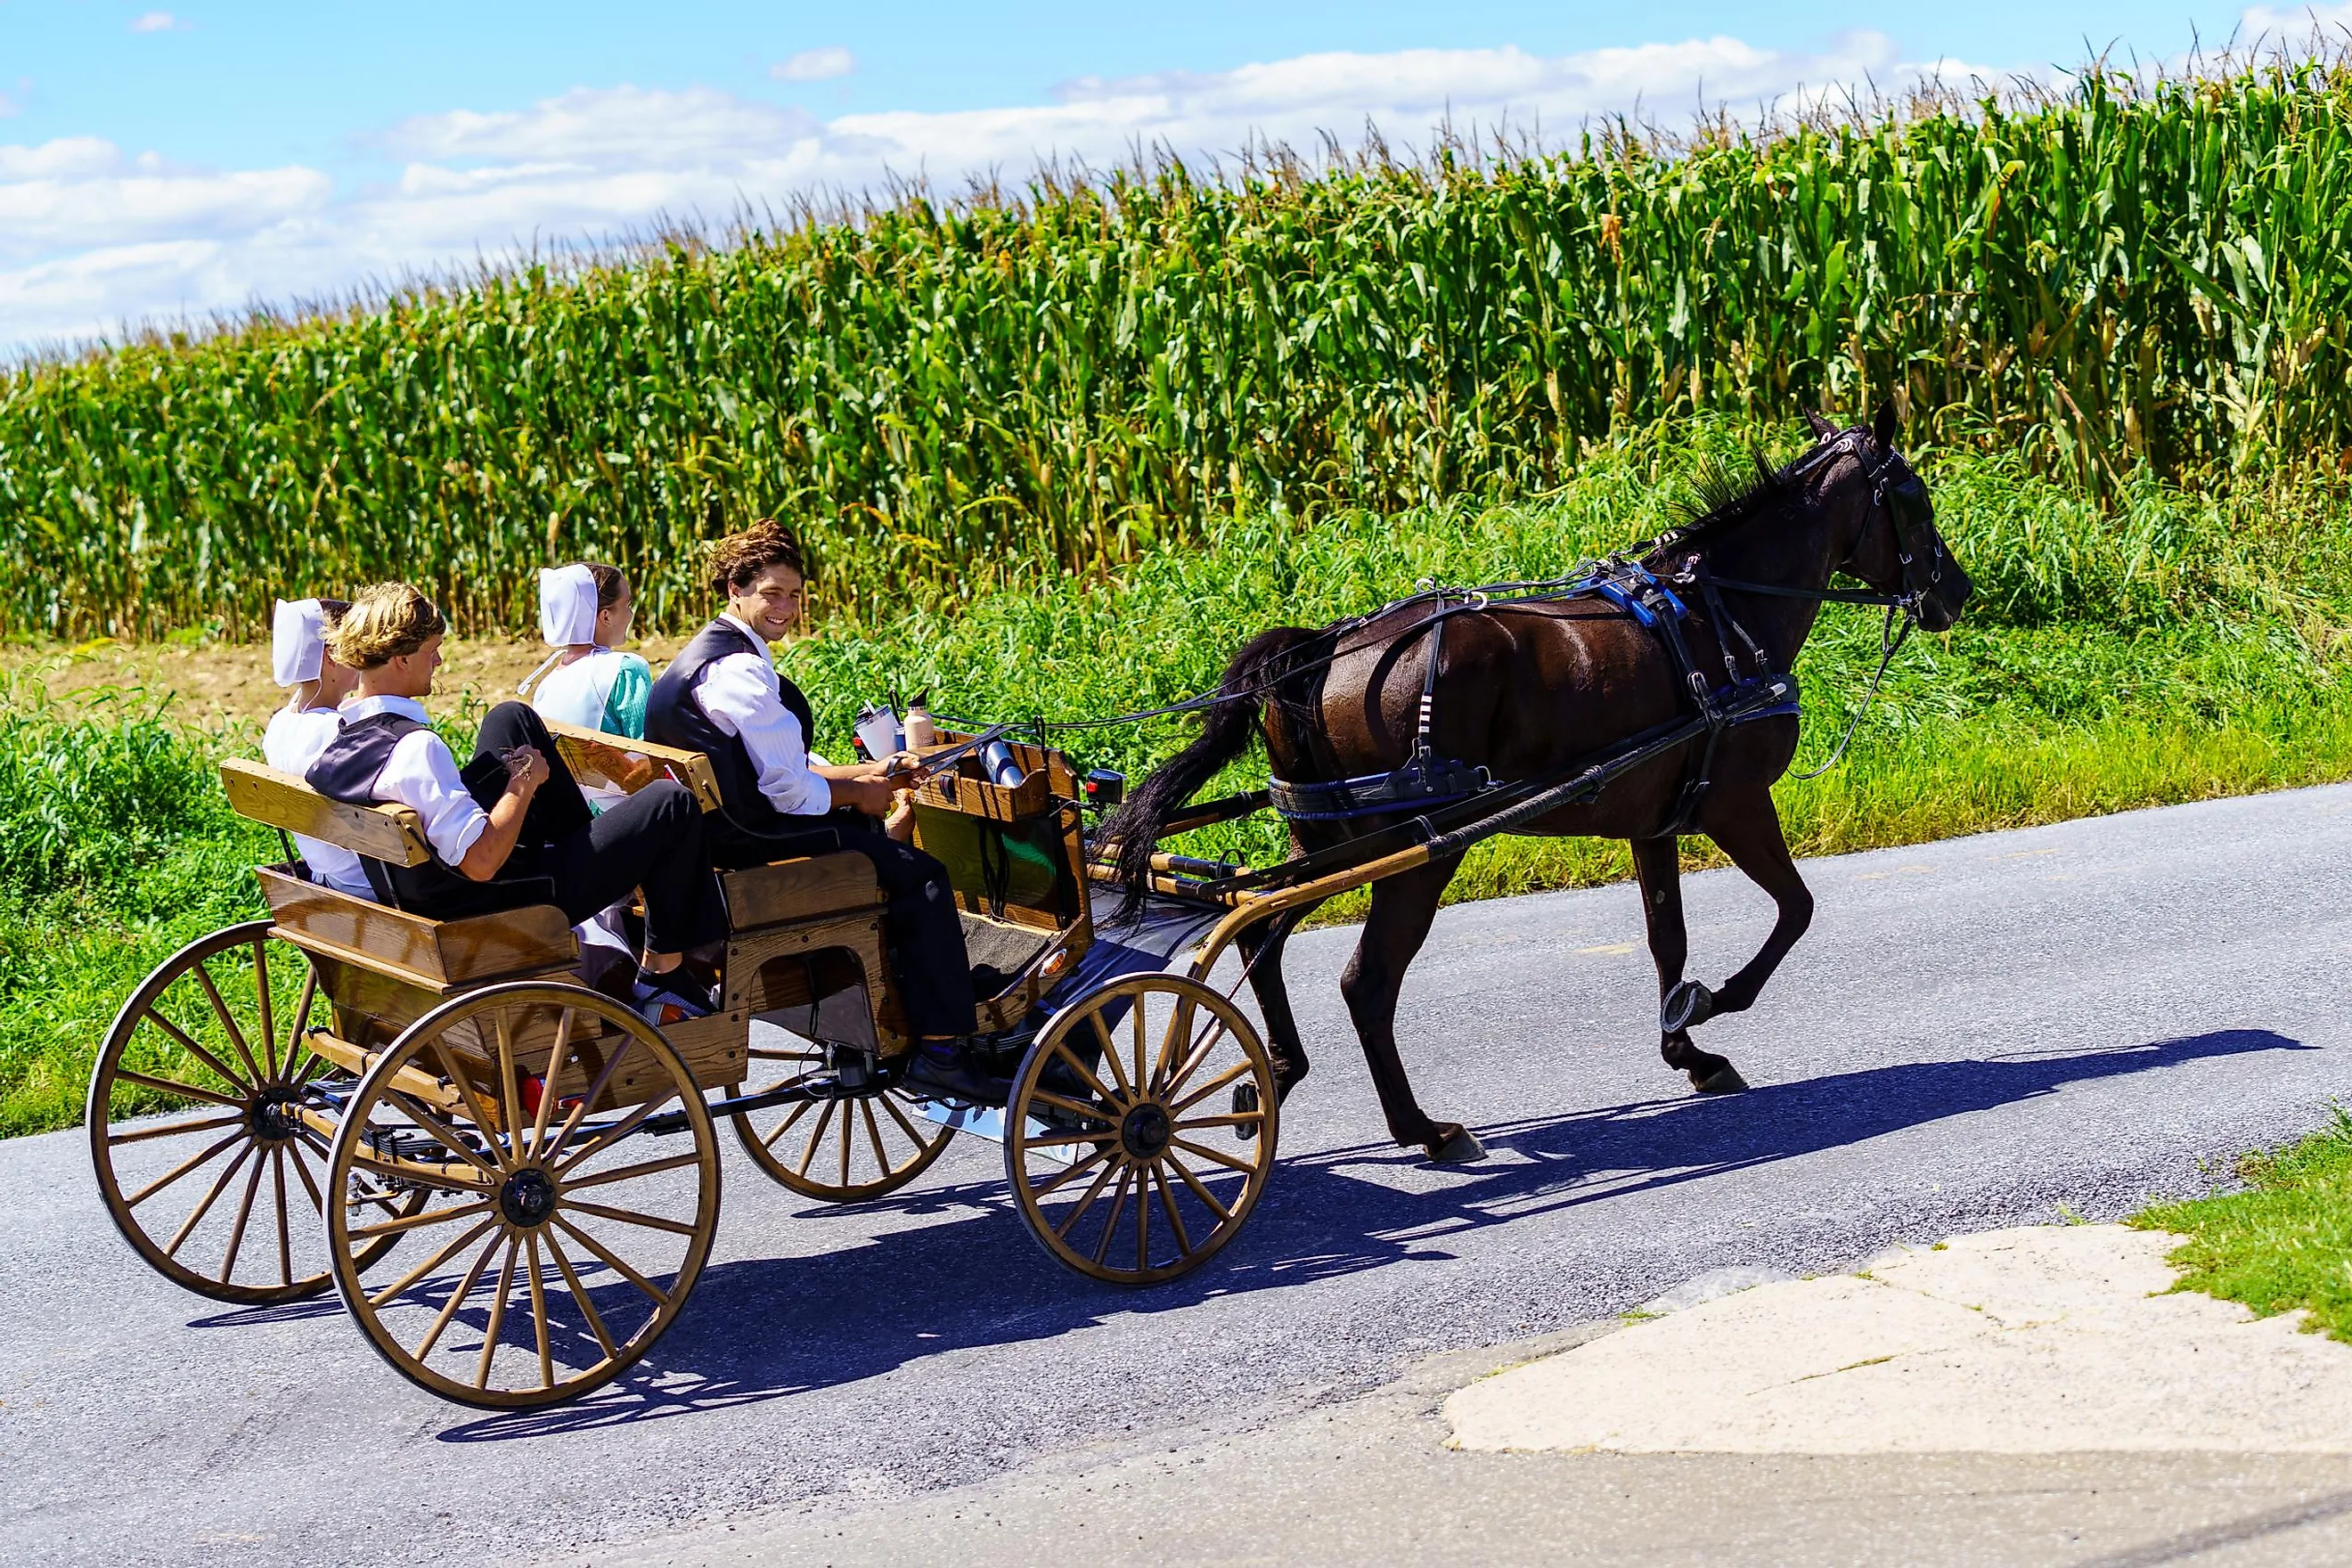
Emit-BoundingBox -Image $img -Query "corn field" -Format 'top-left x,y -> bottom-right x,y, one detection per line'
7,62 -> 2352,639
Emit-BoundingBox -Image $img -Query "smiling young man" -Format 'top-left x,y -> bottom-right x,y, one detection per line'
645,521 -> 984,1095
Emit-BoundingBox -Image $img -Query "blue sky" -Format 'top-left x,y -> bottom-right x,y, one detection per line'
0,0 -> 2307,354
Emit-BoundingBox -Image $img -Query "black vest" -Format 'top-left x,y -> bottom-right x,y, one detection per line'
306,710 -> 543,917
647,618 -> 827,841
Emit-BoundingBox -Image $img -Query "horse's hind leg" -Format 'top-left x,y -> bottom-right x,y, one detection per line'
1631,834 -> 1744,1095
1339,858 -> 1484,1164
1237,904 -> 1318,1104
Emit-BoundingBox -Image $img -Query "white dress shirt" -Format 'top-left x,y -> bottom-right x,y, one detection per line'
691,613 -> 833,818
262,706 -> 377,901
341,695 -> 493,867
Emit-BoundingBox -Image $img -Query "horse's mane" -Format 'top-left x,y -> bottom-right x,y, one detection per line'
1655,448 -> 1800,551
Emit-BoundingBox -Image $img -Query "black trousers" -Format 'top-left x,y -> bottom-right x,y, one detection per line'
709,814 -> 977,1039
470,703 -> 726,953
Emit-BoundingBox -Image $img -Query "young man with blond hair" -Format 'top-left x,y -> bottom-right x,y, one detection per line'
306,582 -> 721,1021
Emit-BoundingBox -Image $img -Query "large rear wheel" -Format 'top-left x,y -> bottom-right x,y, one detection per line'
1004,974 -> 1278,1286
325,983 -> 721,1408
86,921 -> 416,1303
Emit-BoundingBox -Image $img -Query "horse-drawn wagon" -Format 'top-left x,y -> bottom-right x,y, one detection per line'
86,723 -> 1286,1407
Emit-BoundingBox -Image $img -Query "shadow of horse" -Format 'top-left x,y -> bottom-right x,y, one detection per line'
396,1027 -> 2305,1442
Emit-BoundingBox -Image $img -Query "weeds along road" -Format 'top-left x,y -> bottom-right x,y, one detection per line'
7,785 -> 2352,1565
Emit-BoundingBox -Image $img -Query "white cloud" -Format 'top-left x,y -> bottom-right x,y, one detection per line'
772,46 -> 855,83
129,11 -> 188,33
2238,3 -> 2352,37
0,27 -> 2059,355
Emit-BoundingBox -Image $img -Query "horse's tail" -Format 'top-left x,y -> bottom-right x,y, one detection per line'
1104,625 -> 1323,921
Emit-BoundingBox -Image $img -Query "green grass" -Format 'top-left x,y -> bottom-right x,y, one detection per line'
2134,1107 -> 2352,1342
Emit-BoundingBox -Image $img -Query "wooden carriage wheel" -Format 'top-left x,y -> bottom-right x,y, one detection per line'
731,1037 -> 955,1202
86,920 -> 421,1304
325,982 -> 720,1408
1005,973 -> 1278,1286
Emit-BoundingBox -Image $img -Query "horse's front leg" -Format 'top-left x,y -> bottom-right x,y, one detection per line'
1338,858 -> 1484,1163
1631,834 -> 1744,1094
1695,792 -> 1814,1021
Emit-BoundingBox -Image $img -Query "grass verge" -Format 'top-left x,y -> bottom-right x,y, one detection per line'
2134,1107 -> 2352,1343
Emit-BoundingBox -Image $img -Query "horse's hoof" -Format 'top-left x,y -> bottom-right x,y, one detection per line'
1662,980 -> 1716,1034
1425,1125 -> 1487,1164
1691,1064 -> 1749,1095
1232,1082 -> 1262,1143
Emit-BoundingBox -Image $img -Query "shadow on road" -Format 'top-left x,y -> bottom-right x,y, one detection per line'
364,1027 -> 2304,1443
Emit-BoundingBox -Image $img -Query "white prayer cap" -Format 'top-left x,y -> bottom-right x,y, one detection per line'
272,599 -> 326,687
538,564 -> 600,648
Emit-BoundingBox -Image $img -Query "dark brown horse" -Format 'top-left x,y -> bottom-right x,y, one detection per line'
1105,406 -> 1973,1163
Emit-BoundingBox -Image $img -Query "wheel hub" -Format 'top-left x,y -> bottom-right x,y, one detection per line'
1119,1101 -> 1172,1161
247,1085 -> 302,1143
499,1166 -> 559,1228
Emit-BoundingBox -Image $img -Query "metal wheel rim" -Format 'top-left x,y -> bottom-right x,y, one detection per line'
730,1040 -> 955,1202
324,981 -> 722,1409
1004,973 -> 1278,1286
86,920 -> 415,1303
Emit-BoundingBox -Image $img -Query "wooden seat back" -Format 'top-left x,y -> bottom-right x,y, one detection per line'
221,757 -> 431,866
539,720 -> 723,813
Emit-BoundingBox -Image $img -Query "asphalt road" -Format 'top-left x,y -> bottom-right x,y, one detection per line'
8,785 -> 2352,1564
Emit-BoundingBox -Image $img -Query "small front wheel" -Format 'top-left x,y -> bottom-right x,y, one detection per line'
1004,974 -> 1278,1286
325,983 -> 721,1408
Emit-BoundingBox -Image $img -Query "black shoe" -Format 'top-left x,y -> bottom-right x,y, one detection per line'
633,967 -> 716,1025
901,1042 -> 999,1105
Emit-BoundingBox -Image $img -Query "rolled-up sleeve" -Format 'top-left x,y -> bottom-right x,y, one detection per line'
383,731 -> 493,866
695,654 -> 833,818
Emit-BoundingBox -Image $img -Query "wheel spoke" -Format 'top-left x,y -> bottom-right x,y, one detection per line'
114,1068 -> 243,1111
553,1216 -> 672,1307
542,1034 -> 640,1165
473,1237 -> 522,1390
560,1151 -> 701,1191
188,960 -> 266,1087
428,1038 -> 510,1172
859,1097 -> 892,1178
1135,1162 -> 1150,1271
1021,1128 -> 1115,1150
216,1149 -> 269,1283
342,1149 -> 494,1197
1173,1111 -> 1264,1131
285,966 -> 319,1076
837,1098 -> 856,1188
127,1129 -> 248,1209
414,1229 -> 502,1359
368,1213 -> 501,1310
528,1009 -> 575,1160
251,939 -> 279,1081
1170,1135 -> 1259,1175
1151,998 -> 1195,1096
284,1135 -> 328,1216
554,1086 -> 677,1178
1028,1144 -> 1114,1202
129,1010 -> 251,1100
563,1198 -> 698,1237
758,1099 -> 813,1151
272,1147 -> 293,1287
796,1100 -> 837,1179
494,1010 -> 527,1165
1130,1000 -> 1150,1106
544,1231 -> 617,1362
164,1141 -> 255,1257
1159,1019 -> 1236,1106
110,1110 -> 244,1148
1169,1060 -> 1254,1118
1028,1088 -> 1118,1126
1166,1150 -> 1234,1222
1090,1168 -> 1134,1265
1086,1024 -> 1136,1103
348,1197 -> 494,1242
879,1090 -> 932,1149
383,1090 -> 501,1180
525,1232 -> 555,1392
1049,1157 -> 1123,1241
1153,1164 -> 1193,1255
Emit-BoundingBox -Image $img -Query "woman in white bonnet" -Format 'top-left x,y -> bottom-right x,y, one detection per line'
260,596 -> 374,901
522,562 -> 653,744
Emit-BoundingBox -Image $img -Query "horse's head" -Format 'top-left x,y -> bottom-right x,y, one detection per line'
1806,403 -> 1972,633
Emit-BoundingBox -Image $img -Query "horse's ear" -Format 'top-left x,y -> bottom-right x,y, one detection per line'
1804,408 -> 1836,440
1871,397 -> 1899,448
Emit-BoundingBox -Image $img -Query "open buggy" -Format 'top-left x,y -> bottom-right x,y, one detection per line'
86,723 -> 1308,1408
